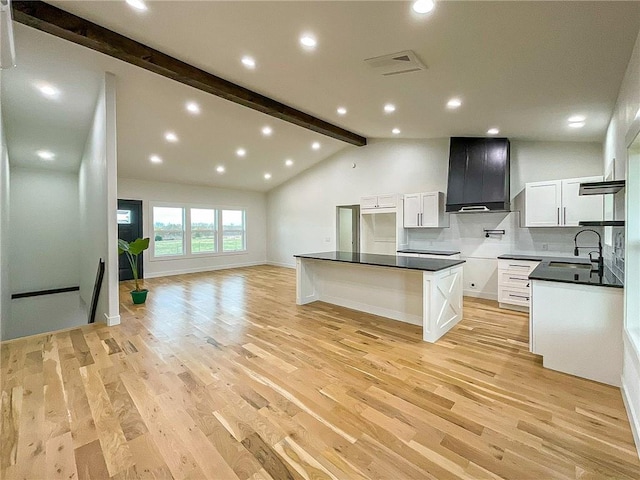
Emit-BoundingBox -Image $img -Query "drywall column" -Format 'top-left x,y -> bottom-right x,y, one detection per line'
78,72 -> 119,326
0,99 -> 10,340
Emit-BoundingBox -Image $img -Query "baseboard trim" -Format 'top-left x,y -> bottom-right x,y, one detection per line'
104,313 -> 121,326
622,331 -> 640,459
621,380 -> 640,459
144,261 -> 265,278
266,261 -> 295,269
463,290 -> 497,301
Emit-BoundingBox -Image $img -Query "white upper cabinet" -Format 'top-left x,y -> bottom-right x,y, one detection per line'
360,194 -> 397,211
525,176 -> 603,227
525,181 -> 562,227
561,176 -> 604,226
403,192 -> 445,228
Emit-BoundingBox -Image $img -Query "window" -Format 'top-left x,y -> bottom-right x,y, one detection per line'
222,210 -> 246,252
151,204 -> 246,259
153,207 -> 184,256
191,208 -> 217,254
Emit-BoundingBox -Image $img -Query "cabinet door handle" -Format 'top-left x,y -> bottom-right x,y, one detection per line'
557,207 -> 560,225
417,213 -> 419,225
526,283 -> 530,287
509,294 -> 530,300
509,276 -> 526,280
564,207 -> 567,225
420,213 -> 423,225
509,264 -> 529,268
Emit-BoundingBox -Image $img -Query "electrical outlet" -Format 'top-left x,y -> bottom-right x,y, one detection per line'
542,243 -> 549,251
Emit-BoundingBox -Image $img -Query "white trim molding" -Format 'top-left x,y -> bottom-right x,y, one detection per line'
104,312 -> 121,326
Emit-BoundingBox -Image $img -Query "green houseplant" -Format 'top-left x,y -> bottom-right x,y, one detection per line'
118,237 -> 150,304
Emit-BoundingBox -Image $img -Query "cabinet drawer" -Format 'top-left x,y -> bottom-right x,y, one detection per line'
498,259 -> 539,274
499,271 -> 530,289
499,287 -> 531,306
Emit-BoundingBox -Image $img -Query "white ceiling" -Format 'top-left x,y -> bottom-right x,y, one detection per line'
3,1 -> 640,191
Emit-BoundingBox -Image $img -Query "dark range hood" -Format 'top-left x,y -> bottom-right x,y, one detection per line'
446,137 -> 510,213
579,180 -> 625,195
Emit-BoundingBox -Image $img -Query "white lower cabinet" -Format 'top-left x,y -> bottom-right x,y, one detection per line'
530,280 -> 623,386
497,259 -> 540,310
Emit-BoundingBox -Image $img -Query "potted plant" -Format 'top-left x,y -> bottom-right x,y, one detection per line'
118,237 -> 150,304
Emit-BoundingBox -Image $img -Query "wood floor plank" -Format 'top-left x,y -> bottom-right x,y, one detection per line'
1,265 -> 639,479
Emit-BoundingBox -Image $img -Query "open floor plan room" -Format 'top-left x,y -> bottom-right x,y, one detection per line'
2,266 -> 639,480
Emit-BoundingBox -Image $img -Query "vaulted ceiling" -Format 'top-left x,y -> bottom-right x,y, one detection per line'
3,1 -> 640,191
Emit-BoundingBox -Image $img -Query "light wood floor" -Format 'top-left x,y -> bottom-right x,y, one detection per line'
2,265 -> 639,479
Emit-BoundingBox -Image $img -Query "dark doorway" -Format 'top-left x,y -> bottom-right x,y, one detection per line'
117,199 -> 143,281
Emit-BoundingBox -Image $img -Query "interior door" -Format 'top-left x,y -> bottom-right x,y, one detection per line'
336,205 -> 360,253
117,199 -> 143,281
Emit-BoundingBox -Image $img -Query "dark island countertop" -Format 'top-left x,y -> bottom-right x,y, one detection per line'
397,249 -> 460,256
294,251 -> 465,272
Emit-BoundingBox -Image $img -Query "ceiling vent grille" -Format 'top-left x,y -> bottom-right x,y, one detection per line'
364,50 -> 427,76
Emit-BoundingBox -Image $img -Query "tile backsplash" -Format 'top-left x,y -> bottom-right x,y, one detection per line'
605,226 -> 625,281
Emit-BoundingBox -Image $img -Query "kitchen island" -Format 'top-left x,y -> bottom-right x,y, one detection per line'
294,251 -> 465,343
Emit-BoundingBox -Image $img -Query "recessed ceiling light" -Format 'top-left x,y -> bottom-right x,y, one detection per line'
37,150 -> 55,160
126,0 -> 148,12
337,107 -> 347,116
262,126 -> 273,136
392,128 -> 401,135
285,159 -> 294,167
150,155 -> 162,164
300,34 -> 317,49
447,98 -> 462,109
384,103 -> 396,113
236,148 -> 246,157
568,115 -> 586,123
412,0 -> 436,15
487,128 -> 500,135
36,83 -> 60,98
264,173 -> 272,180
568,122 -> 585,129
164,131 -> 178,143
216,165 -> 225,174
241,56 -> 256,69
186,101 -> 200,114
312,141 -> 321,150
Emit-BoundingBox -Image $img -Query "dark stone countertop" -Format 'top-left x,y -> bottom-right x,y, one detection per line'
498,254 -> 623,288
397,249 -> 460,256
294,251 -> 465,272
529,261 -> 623,289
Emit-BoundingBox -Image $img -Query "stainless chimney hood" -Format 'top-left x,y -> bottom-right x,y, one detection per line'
578,180 -> 625,195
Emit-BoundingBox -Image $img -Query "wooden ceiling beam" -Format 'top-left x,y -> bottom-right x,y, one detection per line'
12,1 -> 367,147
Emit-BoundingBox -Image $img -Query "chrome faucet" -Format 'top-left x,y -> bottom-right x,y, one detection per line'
574,229 -> 603,276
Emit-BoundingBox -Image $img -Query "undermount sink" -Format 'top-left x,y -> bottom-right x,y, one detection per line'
548,261 -> 591,269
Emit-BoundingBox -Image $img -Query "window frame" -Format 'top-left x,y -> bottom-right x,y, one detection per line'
149,202 -> 248,261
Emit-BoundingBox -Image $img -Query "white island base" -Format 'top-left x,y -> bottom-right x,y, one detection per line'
296,257 -> 464,343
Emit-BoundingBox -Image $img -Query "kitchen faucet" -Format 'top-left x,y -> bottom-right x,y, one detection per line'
574,229 -> 603,276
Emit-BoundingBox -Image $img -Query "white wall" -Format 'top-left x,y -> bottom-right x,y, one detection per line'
117,178 -> 267,277
0,105 -> 10,341
266,138 -> 603,298
607,28 -> 640,456
9,168 -> 80,293
78,73 -> 119,325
